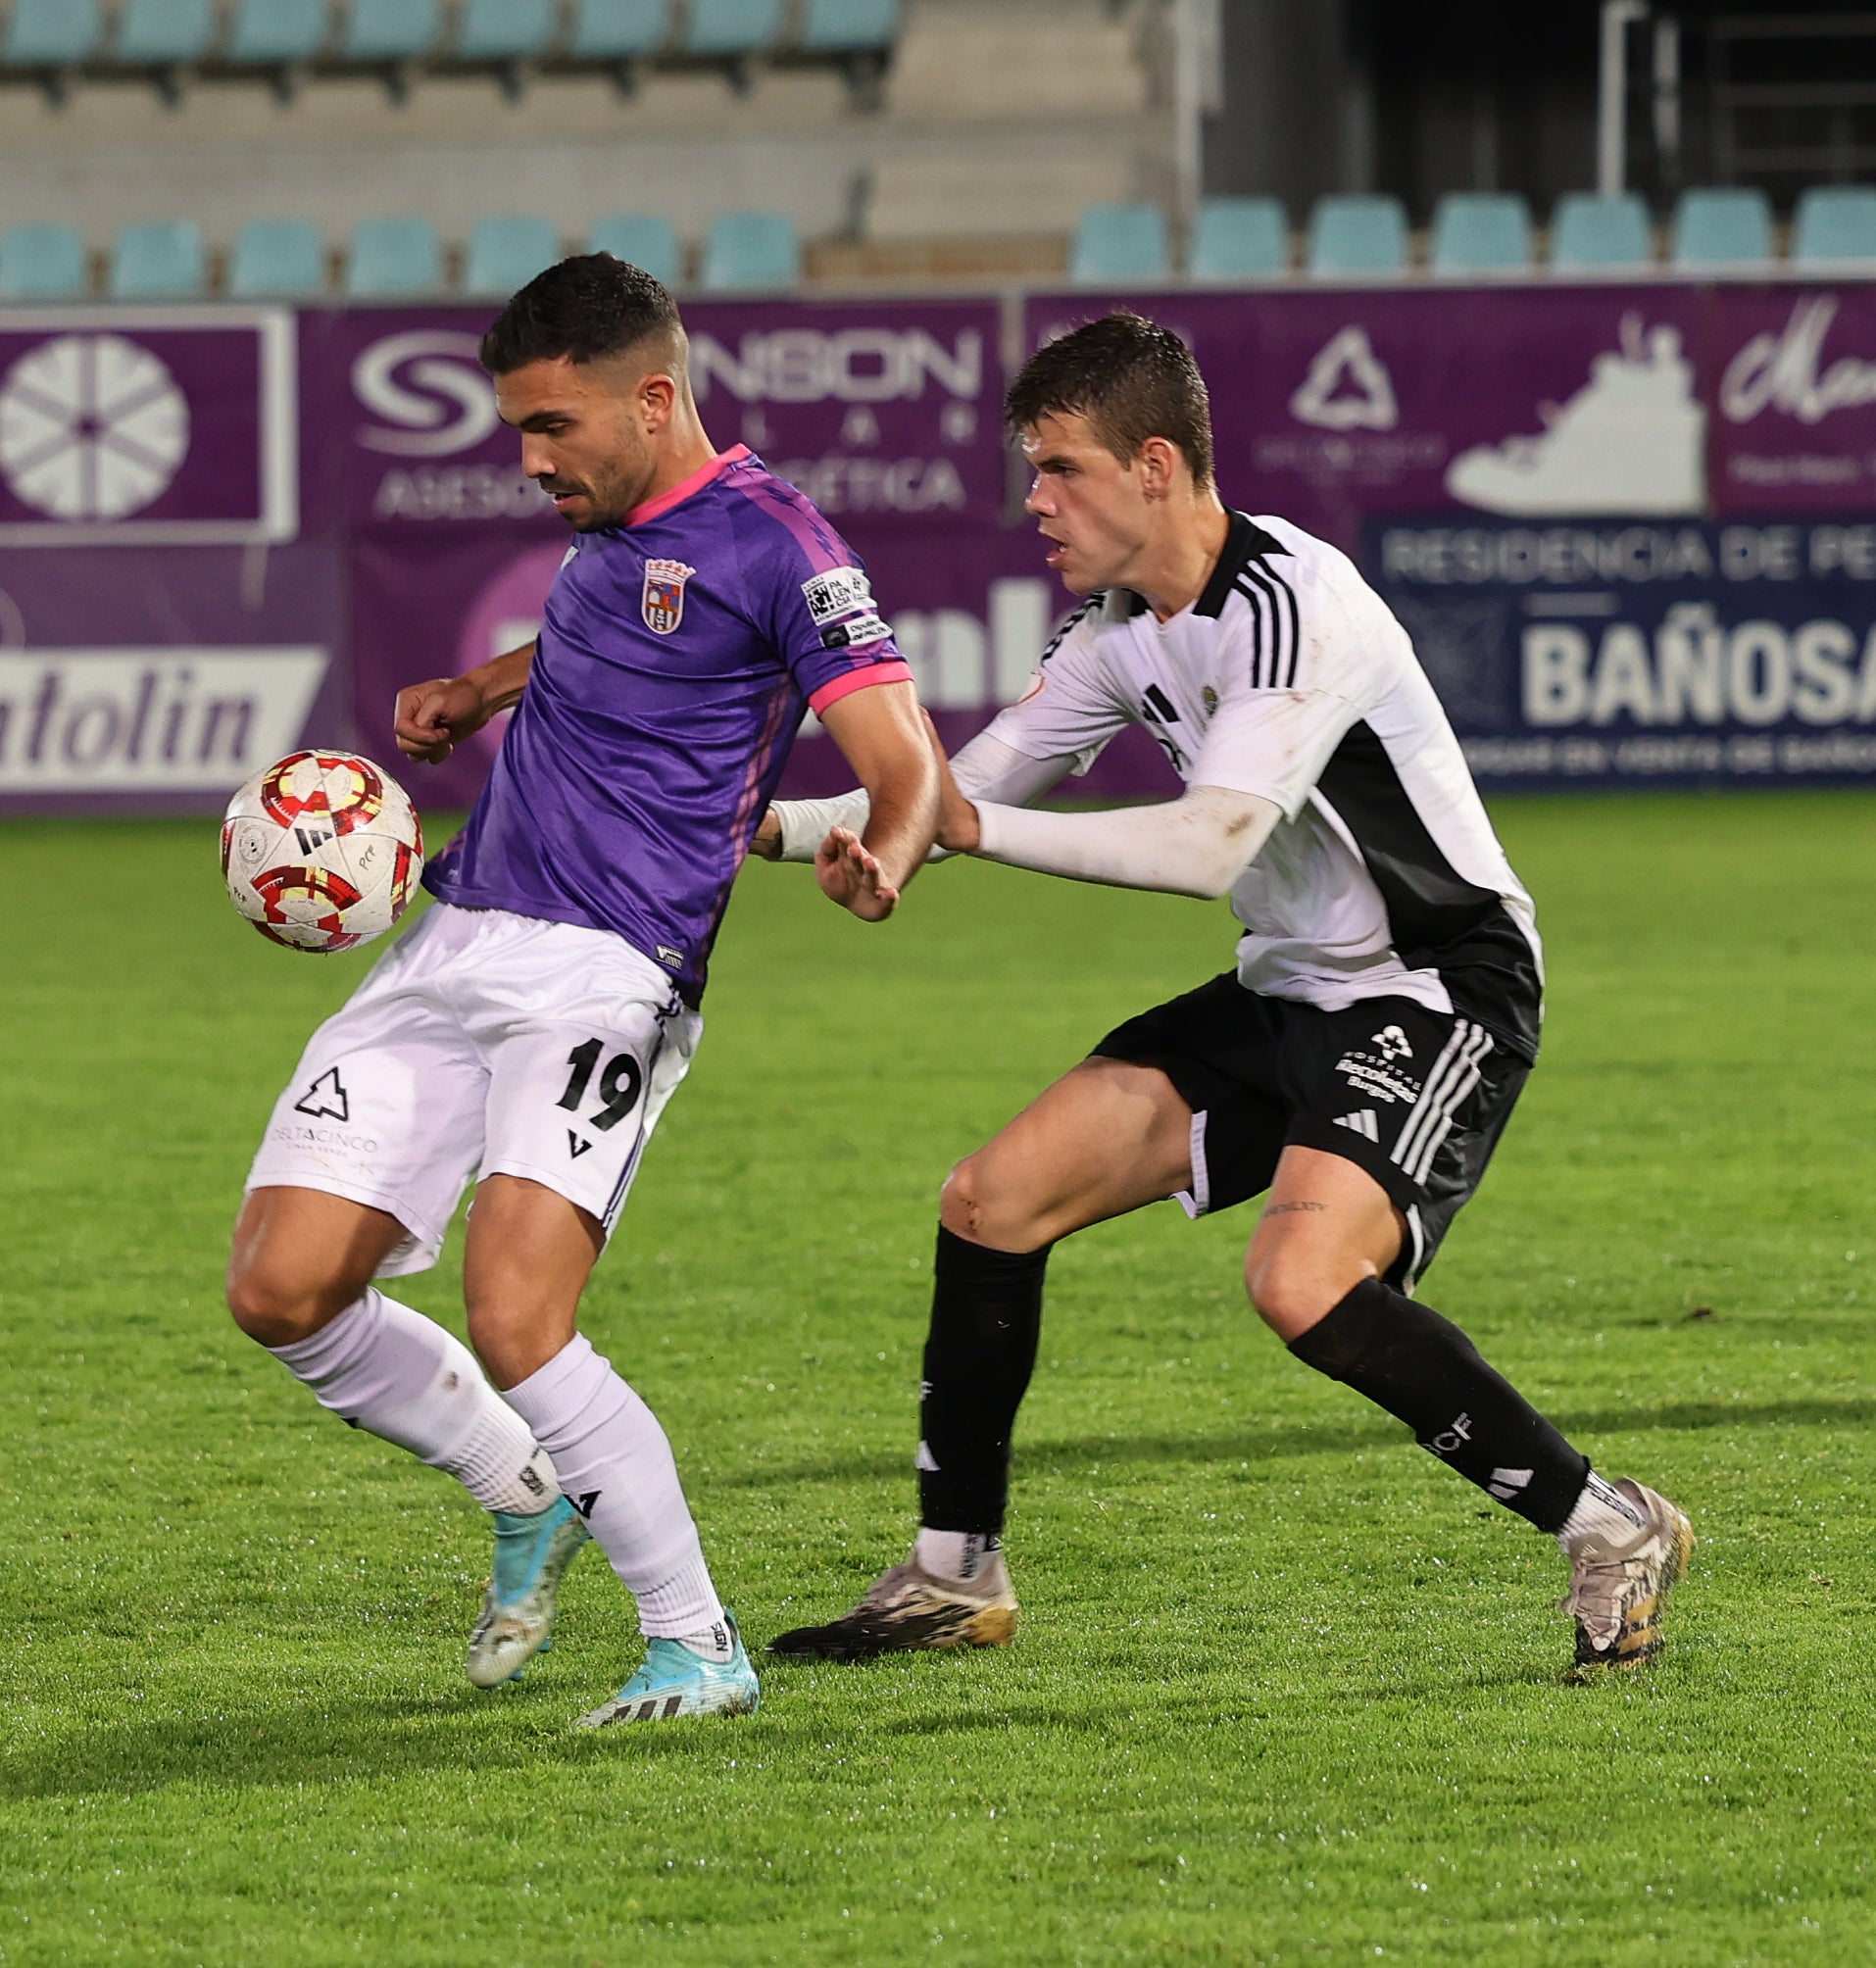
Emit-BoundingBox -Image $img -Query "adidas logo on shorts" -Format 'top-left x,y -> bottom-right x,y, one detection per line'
1333,1108 -> 1380,1142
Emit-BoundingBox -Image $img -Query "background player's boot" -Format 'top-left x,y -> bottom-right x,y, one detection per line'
1559,1478 -> 1694,1680
466,1497 -> 591,1688
766,1552 -> 1019,1661
574,1613 -> 760,1726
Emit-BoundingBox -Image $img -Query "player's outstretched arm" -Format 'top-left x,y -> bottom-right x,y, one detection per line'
813,680 -> 940,920
393,641 -> 536,763
951,784 -> 1283,900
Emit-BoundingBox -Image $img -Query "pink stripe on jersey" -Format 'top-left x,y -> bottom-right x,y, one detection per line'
808,660 -> 913,716
730,465 -> 852,575
623,444 -> 753,527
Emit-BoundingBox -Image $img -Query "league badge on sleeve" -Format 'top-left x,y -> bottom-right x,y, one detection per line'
642,559 -> 697,635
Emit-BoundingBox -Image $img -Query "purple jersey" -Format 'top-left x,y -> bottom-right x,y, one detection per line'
424,445 -> 910,1000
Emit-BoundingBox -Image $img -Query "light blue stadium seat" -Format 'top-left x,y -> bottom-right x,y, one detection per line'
1069,202 -> 1170,284
1306,195 -> 1408,276
1671,186 -> 1774,269
1188,196 -> 1288,279
109,220 -> 207,299
457,0 -> 558,60
229,0 -> 328,64
343,0 -> 443,61
701,211 -> 800,290
1549,191 -> 1653,270
465,216 -> 561,296
1428,192 -> 1532,273
2,0 -> 103,66
684,0 -> 784,56
116,0 -> 218,63
0,224 -> 89,300
1793,185 -> 1876,267
228,219 -> 326,296
588,213 -> 683,285
799,0 -> 899,51
569,0 -> 669,57
346,217 -> 445,296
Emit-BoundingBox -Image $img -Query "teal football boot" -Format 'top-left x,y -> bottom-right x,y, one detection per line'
466,1496 -> 592,1689
574,1612 -> 760,1727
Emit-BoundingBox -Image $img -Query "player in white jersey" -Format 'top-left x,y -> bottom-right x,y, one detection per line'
759,314 -> 1693,1680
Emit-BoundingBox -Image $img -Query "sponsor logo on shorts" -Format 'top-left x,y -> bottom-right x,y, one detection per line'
293,1066 -> 350,1122
801,566 -> 872,625
271,1121 -> 380,1155
642,558 -> 696,635
1334,1052 -> 1420,1106
1371,1024 -> 1412,1062
819,613 -> 891,650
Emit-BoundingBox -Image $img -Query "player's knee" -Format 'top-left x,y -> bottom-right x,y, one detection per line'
224,1255 -> 362,1349
1244,1245 -> 1346,1341
939,1152 -> 1047,1253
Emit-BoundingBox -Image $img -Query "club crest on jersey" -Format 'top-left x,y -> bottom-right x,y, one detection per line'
641,559 -> 696,634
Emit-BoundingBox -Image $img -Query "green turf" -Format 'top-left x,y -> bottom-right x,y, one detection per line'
2,792 -> 1873,1967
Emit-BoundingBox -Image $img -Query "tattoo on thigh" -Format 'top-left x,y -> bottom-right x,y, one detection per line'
1264,1200 -> 1327,1216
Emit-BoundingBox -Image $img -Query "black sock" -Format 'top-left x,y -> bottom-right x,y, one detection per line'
916,1225 -> 1049,1536
1287,1276 -> 1589,1533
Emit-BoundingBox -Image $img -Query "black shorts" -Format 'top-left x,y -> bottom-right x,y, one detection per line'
1093,974 -> 1529,1290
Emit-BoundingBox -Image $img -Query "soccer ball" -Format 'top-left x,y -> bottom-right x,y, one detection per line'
221,751 -> 424,954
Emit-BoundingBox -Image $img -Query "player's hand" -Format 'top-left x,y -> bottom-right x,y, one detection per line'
749,808 -> 783,861
815,825 -> 899,921
933,753 -> 982,855
394,675 -> 490,763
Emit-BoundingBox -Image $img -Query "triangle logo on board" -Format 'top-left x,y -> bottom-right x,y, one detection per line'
1290,325 -> 1399,432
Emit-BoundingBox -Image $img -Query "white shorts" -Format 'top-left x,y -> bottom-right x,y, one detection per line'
246,903 -> 702,1276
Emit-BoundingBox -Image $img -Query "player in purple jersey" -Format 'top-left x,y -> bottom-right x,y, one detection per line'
225,256 -> 937,1727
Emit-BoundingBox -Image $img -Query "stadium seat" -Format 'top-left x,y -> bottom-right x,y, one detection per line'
346,217 -> 446,296
683,0 -> 785,56
1670,186 -> 1774,269
227,219 -> 327,297
799,0 -> 900,52
588,213 -> 684,285
1549,191 -> 1654,270
0,224 -> 89,300
228,0 -> 328,65
1,0 -> 104,69
1187,196 -> 1288,280
465,217 -> 562,297
1793,185 -> 1876,266
116,0 -> 218,65
109,221 -> 207,299
1428,192 -> 1532,273
701,211 -> 800,290
1306,194 -> 1408,276
1069,203 -> 1171,284
457,0 -> 558,61
569,0 -> 670,58
342,0 -> 443,62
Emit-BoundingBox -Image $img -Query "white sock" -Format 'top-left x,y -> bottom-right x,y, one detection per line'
504,1333 -> 728,1648
913,1527 -> 1002,1586
270,1289 -> 558,1516
1557,1469 -> 1647,1550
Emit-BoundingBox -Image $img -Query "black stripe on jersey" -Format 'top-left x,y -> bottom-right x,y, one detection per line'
1235,564 -> 1298,689
1314,720 -> 1543,1060
1196,511 -> 1289,618
1233,574 -> 1268,687
1039,593 -> 1103,665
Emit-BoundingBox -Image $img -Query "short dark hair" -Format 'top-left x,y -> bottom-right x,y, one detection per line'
479,252 -> 684,375
1004,312 -> 1213,487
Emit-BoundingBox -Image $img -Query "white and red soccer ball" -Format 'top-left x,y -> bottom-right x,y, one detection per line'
222,751 -> 424,953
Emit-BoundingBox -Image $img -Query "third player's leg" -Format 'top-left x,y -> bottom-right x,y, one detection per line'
941,1055 -> 1199,1253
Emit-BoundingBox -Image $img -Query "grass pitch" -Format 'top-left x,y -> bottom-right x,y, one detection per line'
3,791 -> 1874,1967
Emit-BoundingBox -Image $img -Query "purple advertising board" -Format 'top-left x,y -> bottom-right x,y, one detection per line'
9,284 -> 1876,812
